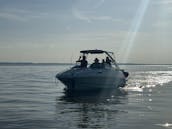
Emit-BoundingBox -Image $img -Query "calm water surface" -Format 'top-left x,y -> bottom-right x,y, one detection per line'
0,65 -> 172,129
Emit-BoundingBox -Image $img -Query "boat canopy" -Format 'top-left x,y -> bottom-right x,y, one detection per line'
80,49 -> 113,54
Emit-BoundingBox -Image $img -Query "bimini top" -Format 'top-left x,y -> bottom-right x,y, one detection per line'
80,49 -> 113,54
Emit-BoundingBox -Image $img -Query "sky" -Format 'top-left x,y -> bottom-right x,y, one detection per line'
0,0 -> 172,64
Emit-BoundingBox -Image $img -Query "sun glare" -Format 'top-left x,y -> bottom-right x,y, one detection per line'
120,0 -> 150,63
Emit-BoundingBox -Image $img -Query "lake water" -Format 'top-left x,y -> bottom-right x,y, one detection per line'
0,65 -> 172,129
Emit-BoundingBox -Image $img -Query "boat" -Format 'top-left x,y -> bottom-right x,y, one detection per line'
56,49 -> 129,91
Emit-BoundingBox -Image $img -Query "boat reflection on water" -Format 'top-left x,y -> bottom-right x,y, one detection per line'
57,88 -> 128,129
60,88 -> 127,103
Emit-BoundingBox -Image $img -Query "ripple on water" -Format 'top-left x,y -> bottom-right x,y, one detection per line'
1,65 -> 172,129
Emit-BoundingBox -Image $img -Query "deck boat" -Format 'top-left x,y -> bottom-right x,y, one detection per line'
56,49 -> 129,91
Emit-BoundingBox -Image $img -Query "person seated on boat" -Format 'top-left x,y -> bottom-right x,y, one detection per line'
90,58 -> 101,69
80,55 -> 88,68
106,57 -> 111,65
101,59 -> 105,68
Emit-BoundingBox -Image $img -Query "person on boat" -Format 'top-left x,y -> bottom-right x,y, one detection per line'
106,57 -> 111,65
94,58 -> 99,64
80,55 -> 88,68
101,59 -> 105,68
90,58 -> 101,68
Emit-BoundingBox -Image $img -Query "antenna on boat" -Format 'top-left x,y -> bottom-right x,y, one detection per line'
70,52 -> 74,65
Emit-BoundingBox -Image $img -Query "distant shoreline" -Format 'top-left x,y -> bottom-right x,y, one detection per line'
0,62 -> 73,66
0,62 -> 172,66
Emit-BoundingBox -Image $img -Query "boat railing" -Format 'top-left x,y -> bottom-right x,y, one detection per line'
104,51 -> 120,70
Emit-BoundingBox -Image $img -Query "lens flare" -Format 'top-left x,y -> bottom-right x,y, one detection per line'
120,0 -> 150,63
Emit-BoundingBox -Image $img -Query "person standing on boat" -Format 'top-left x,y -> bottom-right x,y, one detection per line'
80,55 -> 88,68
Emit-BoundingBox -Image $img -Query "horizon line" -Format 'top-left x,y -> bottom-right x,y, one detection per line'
0,62 -> 172,65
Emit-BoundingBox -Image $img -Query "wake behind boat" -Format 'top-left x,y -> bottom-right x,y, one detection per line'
56,49 -> 129,91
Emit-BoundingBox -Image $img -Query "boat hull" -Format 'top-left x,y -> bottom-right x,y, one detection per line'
56,68 -> 127,91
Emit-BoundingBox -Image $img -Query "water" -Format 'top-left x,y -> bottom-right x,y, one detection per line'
0,65 -> 172,129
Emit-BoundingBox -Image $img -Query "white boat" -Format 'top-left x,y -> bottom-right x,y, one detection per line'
56,50 -> 129,91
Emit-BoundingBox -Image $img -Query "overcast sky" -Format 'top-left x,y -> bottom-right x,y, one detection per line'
0,0 -> 172,63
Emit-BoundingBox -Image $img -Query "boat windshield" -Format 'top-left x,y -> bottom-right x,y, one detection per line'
73,50 -> 120,69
